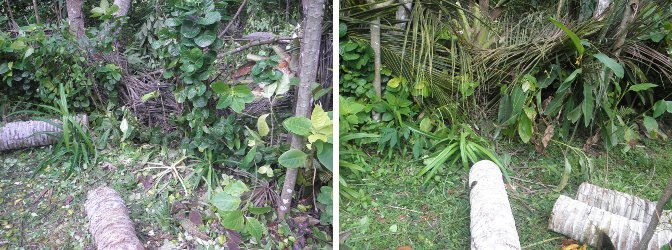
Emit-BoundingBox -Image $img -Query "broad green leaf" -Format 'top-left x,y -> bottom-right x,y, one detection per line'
0,63 -> 9,74
220,211 -> 245,231
517,114 -> 533,143
497,94 -> 512,124
141,90 -> 159,102
316,142 -> 333,171
419,117 -> 432,132
211,81 -> 229,94
311,105 -> 333,135
249,206 -> 272,215
240,147 -> 256,169
194,30 -> 216,48
276,73 -> 291,95
653,100 -> 667,118
246,217 -> 263,242
283,117 -> 312,136
180,20 -> 201,38
223,180 -> 249,197
582,84 -> 594,127
339,23 -> 347,37
593,53 -> 624,78
387,77 -> 401,88
667,101 -> 672,113
278,149 -> 307,168
24,47 -> 34,59
554,157 -> 572,192
199,11 -> 221,25
164,18 -> 181,27
643,115 -> 659,133
549,17 -> 585,58
257,114 -> 270,137
257,165 -> 273,177
628,83 -> 658,92
211,192 -> 241,212
557,68 -> 582,93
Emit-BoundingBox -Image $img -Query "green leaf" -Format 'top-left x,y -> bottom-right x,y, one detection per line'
282,117 -> 312,136
557,68 -> 582,93
164,18 -> 181,27
549,17 -> 585,57
643,115 -> 659,133
653,100 -> 667,118
246,217 -> 263,242
554,157 -> 572,192
316,142 -> 333,171
220,211 -> 245,231
278,149 -> 307,168
141,90 -> 159,102
628,83 -> 658,92
240,147 -> 256,169
0,63 -> 9,74
497,94 -> 512,124
339,23 -> 347,37
667,101 -> 672,113
194,30 -> 216,48
199,11 -> 222,25
517,114 -> 533,143
593,53 -> 624,78
249,207 -> 272,215
223,180 -> 249,197
257,114 -> 270,137
180,20 -> 201,38
24,47 -> 34,59
582,84 -> 594,127
389,224 -> 398,233
211,192 -> 241,212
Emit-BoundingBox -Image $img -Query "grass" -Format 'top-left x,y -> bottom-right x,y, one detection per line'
340,138 -> 672,249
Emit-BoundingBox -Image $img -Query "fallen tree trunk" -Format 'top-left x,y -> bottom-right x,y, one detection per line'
576,182 -> 671,225
0,115 -> 88,152
549,195 -> 672,249
85,186 -> 143,250
469,160 -> 521,250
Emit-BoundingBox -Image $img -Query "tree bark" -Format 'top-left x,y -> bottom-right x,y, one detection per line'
479,0 -> 489,17
369,0 -> 391,121
395,1 -> 411,30
278,0 -> 324,219
469,160 -> 521,250
576,182 -> 670,225
594,0 -> 612,19
65,0 -> 85,39
32,0 -> 41,24
549,195 -> 672,249
613,0 -> 639,56
0,115 -> 88,152
112,0 -> 131,17
636,177 -> 672,250
85,186 -> 144,250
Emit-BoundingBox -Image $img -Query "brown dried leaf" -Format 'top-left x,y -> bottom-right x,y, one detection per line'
396,246 -> 412,250
542,125 -> 554,148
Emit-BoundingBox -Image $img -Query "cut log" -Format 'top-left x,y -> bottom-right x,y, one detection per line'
549,195 -> 672,249
576,182 -> 671,226
0,115 -> 88,152
85,186 -> 144,250
469,160 -> 521,250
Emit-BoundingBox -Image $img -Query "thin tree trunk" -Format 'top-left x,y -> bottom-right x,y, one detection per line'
395,1 -> 411,30
32,0 -> 41,24
112,0 -> 131,17
594,0 -> 612,19
0,115 -> 88,152
369,1 -> 391,121
550,195 -> 672,249
4,0 -> 19,30
613,0 -> 639,56
85,186 -> 144,250
636,177 -> 672,250
479,0 -> 489,17
66,0 -> 85,39
278,0 -> 325,219
469,160 -> 521,249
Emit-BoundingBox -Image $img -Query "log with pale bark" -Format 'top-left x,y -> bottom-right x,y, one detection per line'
549,195 -> 672,249
85,186 -> 144,250
0,115 -> 88,152
576,182 -> 671,226
469,160 -> 521,250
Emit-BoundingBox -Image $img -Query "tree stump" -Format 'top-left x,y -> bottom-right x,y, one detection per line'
85,186 -> 143,250
469,160 -> 521,249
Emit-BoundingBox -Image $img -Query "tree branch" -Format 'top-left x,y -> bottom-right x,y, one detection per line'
635,177 -> 672,250
217,0 -> 248,40
223,37 -> 279,56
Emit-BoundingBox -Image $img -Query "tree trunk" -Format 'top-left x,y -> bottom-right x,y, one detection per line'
85,186 -> 144,250
395,1 -> 411,30
112,0 -> 131,17
636,177 -> 672,250
65,0 -> 85,39
369,1 -> 391,121
613,0 -> 639,56
576,183 -> 670,225
277,0 -> 324,219
469,160 -> 521,250
594,0 -> 612,19
479,0 -> 489,17
33,0 -> 41,24
549,195 -> 672,249
0,115 -> 88,152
